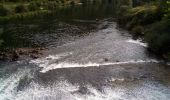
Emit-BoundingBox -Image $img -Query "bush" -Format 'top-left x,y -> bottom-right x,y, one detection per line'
0,4 -> 11,16
164,52 -> 170,61
15,4 -> 28,13
145,19 -> 170,54
46,1 -> 58,10
131,25 -> 144,35
164,0 -> 170,19
127,5 -> 162,25
28,1 -> 42,11
28,2 -> 39,11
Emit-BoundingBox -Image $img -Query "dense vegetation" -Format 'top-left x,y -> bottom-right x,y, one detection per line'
118,0 -> 170,61
0,0 -> 79,16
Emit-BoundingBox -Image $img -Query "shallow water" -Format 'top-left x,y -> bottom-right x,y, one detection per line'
1,19 -> 170,100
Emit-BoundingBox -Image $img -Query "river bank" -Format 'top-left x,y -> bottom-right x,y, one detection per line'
0,47 -> 46,61
117,1 -> 170,61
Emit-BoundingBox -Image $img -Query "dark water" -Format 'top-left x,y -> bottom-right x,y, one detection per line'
1,1 -> 117,48
1,2 -> 170,100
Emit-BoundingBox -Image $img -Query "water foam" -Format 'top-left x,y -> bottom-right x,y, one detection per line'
126,39 -> 147,47
30,52 -> 72,68
30,53 -> 159,73
0,77 -> 124,100
39,60 -> 159,73
74,85 -> 124,100
167,62 -> 170,66
1,76 -> 169,100
15,80 -> 79,100
0,69 -> 32,100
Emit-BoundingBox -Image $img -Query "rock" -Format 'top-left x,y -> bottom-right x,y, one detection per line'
104,58 -> 109,62
78,87 -> 89,94
39,47 -> 45,50
0,47 -> 44,61
12,51 -> 19,61
0,55 -> 6,60
30,54 -> 39,59
30,49 -> 39,54
18,50 -> 24,55
139,75 -> 147,79
96,18 -> 99,21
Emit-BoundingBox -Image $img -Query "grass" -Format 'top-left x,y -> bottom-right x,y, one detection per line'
0,10 -> 53,23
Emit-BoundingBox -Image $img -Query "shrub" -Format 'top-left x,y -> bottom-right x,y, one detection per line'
145,19 -> 170,54
70,1 -> 75,6
28,1 -> 43,11
131,25 -> 144,35
164,0 -> 170,19
28,2 -> 39,11
0,4 -> 11,16
15,4 -> 28,13
166,52 -> 170,61
46,1 -> 58,10
127,5 -> 162,25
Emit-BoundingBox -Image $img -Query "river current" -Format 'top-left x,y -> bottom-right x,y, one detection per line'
1,18 -> 170,100
1,2 -> 170,100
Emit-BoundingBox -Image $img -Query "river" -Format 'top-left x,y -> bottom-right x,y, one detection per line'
1,2 -> 170,100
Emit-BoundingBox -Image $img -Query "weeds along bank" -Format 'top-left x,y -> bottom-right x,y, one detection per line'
117,0 -> 170,61
0,0 -> 80,20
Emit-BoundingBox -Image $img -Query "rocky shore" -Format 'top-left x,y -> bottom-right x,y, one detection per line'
0,47 -> 46,61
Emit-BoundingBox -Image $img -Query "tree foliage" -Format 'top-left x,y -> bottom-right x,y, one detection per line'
165,0 -> 170,19
145,0 -> 170,57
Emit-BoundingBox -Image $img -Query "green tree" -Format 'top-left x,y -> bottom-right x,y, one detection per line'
165,0 -> 170,19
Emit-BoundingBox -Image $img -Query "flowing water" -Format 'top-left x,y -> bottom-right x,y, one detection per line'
1,2 -> 170,100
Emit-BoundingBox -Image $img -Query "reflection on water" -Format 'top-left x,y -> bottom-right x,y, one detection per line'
1,1 -> 118,48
